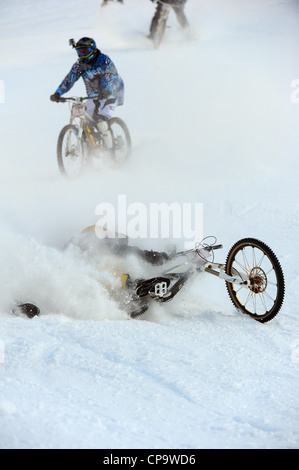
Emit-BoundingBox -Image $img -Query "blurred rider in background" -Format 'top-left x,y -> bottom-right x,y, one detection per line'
148,0 -> 189,39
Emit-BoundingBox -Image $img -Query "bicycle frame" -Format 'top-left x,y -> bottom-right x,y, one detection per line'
149,245 -> 249,303
56,95 -> 131,178
66,97 -> 100,150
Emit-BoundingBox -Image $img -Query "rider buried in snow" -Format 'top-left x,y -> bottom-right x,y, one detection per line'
50,37 -> 124,148
73,225 -> 171,266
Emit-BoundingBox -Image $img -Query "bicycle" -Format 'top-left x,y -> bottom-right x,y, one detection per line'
56,96 -> 131,178
125,237 -> 285,321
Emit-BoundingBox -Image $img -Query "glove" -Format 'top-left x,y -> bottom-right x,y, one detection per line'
50,92 -> 61,102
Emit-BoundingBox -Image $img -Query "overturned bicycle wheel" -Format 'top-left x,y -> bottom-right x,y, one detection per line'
225,238 -> 285,323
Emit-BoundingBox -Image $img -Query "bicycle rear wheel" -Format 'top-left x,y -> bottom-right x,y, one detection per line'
57,124 -> 85,178
109,117 -> 131,163
225,238 -> 285,323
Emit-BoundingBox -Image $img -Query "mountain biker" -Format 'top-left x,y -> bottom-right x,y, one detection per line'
50,37 -> 124,148
149,0 -> 189,39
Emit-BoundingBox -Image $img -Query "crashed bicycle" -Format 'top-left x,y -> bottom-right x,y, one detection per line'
14,234 -> 285,324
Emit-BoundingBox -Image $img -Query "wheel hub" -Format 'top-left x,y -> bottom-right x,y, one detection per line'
249,266 -> 267,293
65,145 -> 78,159
115,135 -> 124,150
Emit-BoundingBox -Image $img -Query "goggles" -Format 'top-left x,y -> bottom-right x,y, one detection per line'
76,47 -> 92,57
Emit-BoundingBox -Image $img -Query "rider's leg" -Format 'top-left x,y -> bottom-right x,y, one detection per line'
95,98 -> 116,150
85,98 -> 96,117
97,119 -> 113,149
172,5 -> 189,29
86,97 -> 115,150
118,245 -> 169,265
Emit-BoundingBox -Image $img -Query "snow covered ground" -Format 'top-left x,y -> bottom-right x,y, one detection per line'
0,0 -> 298,449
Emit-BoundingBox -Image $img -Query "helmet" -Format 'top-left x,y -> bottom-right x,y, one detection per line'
75,37 -> 97,62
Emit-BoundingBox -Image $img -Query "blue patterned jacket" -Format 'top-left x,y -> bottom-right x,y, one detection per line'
56,50 -> 124,105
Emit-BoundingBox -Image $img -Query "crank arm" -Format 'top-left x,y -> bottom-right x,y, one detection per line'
204,262 -> 249,286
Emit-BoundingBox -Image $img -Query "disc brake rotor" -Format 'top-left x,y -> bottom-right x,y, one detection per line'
249,266 -> 267,293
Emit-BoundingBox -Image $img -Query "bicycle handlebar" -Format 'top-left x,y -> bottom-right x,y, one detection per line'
57,96 -> 90,103
204,244 -> 223,252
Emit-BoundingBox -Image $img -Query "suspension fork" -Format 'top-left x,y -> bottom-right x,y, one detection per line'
76,118 -> 84,150
68,116 -> 84,152
203,262 -> 249,286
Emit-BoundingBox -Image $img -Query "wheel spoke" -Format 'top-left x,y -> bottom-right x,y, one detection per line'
241,248 -> 251,274
233,258 -> 248,274
256,251 -> 265,268
258,292 -> 268,312
263,289 -> 276,304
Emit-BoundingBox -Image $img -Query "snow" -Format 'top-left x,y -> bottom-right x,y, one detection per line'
0,0 -> 298,449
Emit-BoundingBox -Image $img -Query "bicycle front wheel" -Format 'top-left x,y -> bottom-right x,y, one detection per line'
225,238 -> 285,323
57,124 -> 85,178
152,18 -> 167,48
109,117 -> 131,163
